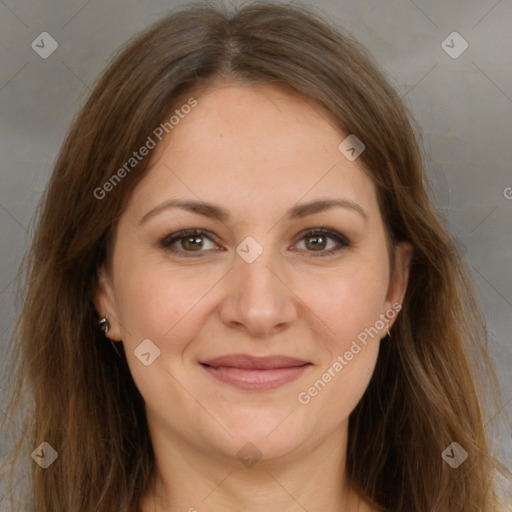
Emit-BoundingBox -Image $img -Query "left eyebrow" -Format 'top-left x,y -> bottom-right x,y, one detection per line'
140,197 -> 367,225
284,198 -> 367,222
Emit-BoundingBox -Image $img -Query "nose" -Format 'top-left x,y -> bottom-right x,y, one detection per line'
219,246 -> 298,338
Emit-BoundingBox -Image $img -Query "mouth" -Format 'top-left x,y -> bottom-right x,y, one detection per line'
199,354 -> 313,391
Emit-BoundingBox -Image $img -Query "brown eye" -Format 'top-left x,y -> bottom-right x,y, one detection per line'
180,234 -> 205,251
160,227 -> 350,258
304,232 -> 328,251
294,228 -> 350,257
160,229 -> 218,254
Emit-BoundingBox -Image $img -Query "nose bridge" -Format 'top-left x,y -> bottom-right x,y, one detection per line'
236,243 -> 282,309
221,238 -> 296,335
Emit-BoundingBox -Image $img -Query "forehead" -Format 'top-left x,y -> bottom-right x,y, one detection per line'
164,81 -> 343,161
126,82 -> 379,221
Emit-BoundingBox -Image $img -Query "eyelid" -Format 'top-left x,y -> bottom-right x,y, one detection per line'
159,227 -> 351,257
295,226 -> 350,245
159,229 -> 222,252
291,226 -> 351,257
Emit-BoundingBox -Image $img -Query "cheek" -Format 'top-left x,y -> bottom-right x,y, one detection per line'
295,252 -> 389,423
302,344 -> 379,432
111,256 -> 208,396
112,252 -> 219,350
297,268 -> 385,422
309,261 -> 389,356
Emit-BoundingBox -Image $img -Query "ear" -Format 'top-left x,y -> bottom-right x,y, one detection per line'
94,265 -> 122,341
383,241 -> 413,329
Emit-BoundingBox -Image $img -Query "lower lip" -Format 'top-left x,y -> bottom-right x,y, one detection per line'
201,364 -> 312,391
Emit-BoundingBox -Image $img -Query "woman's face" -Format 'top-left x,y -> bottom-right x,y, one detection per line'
96,82 -> 411,463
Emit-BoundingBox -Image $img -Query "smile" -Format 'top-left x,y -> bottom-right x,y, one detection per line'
199,354 -> 313,391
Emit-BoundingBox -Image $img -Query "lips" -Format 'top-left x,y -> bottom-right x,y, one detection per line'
201,354 -> 309,370
200,354 -> 312,391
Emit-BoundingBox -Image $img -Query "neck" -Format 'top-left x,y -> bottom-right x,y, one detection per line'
139,420 -> 367,512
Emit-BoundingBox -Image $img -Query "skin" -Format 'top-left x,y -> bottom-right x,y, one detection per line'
95,82 -> 412,512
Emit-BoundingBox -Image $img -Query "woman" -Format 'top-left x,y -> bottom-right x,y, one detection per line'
1,2 -> 506,511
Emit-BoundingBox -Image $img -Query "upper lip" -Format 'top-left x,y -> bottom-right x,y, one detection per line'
200,354 -> 310,370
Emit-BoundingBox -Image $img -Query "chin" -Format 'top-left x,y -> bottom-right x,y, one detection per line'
211,411 -> 310,463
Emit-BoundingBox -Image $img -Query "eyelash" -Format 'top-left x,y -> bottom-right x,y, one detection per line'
159,227 -> 351,258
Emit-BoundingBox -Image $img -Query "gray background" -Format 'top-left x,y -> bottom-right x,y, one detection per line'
1,0 -> 511,505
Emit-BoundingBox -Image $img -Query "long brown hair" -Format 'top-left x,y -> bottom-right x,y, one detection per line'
1,1 -> 506,510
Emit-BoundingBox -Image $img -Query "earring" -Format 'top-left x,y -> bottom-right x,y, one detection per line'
98,316 -> 122,357
387,328 -> 392,339
98,316 -> 110,336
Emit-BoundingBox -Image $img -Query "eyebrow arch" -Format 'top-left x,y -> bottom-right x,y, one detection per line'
140,197 -> 367,224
